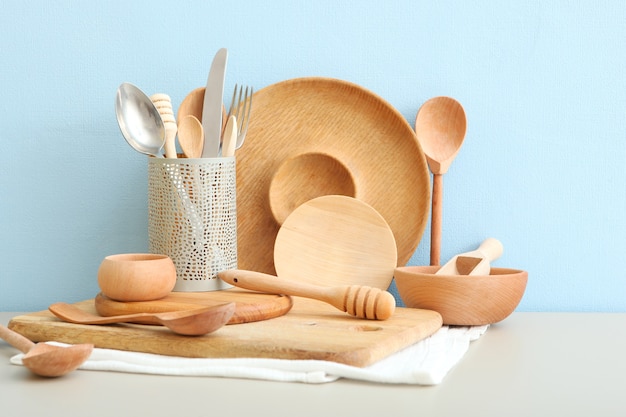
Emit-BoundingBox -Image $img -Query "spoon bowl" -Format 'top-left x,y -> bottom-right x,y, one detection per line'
177,87 -> 227,141
178,115 -> 204,158
415,96 -> 467,175
115,82 -> 166,156
0,324 -> 93,377
414,97 -> 467,265
49,302 -> 236,336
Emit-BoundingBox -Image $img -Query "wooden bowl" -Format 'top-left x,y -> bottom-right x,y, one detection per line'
97,253 -> 176,302
394,266 -> 528,325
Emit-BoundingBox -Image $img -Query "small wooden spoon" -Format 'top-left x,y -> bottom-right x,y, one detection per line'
415,97 -> 467,266
0,324 -> 93,377
177,87 -> 227,139
219,269 -> 396,320
178,115 -> 204,158
221,115 -> 237,157
49,302 -> 235,336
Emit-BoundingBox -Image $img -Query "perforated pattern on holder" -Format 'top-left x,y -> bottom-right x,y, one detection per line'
148,157 -> 237,291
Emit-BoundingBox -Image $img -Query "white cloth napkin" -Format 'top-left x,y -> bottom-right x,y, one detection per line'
10,325 -> 487,385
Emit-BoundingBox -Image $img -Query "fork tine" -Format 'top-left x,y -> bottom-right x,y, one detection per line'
237,86 -> 249,134
226,83 -> 239,119
234,85 -> 244,121
236,86 -> 253,149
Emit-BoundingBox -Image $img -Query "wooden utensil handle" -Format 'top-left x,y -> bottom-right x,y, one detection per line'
163,123 -> 178,159
0,324 -> 35,353
218,269 -> 328,300
477,238 -> 504,262
430,173 -> 443,266
218,269 -> 396,320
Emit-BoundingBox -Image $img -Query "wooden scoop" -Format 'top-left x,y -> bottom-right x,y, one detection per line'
436,238 -> 503,276
49,302 -> 235,336
218,269 -> 396,320
0,323 -> 93,377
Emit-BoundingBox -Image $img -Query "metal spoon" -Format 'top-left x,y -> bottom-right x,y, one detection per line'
414,97 -> 467,266
0,324 -> 93,377
115,82 -> 166,157
49,302 -> 236,336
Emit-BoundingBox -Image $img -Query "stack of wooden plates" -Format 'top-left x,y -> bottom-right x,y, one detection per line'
235,77 -> 431,275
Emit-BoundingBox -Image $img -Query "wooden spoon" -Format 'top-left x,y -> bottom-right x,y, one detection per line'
0,324 -> 93,377
177,87 -> 227,140
221,115 -> 237,157
178,115 -> 204,158
49,302 -> 235,336
219,269 -> 396,320
414,97 -> 467,266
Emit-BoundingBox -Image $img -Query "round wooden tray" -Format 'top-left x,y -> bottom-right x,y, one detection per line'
236,77 -> 430,275
274,195 -> 398,289
94,289 -> 293,325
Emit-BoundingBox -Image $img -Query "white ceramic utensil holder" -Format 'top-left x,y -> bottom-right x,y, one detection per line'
148,157 -> 237,291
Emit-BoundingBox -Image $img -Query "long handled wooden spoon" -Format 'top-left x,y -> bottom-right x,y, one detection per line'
414,96 -> 467,266
49,302 -> 235,336
0,324 -> 93,377
218,269 -> 396,320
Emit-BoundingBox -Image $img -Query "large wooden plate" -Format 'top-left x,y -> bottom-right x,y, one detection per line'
236,77 -> 430,276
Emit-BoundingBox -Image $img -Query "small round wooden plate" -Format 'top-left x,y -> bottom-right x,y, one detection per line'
94,288 -> 293,325
235,77 -> 430,275
274,195 -> 398,289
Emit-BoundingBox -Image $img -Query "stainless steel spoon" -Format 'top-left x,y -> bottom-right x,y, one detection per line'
115,82 -> 166,157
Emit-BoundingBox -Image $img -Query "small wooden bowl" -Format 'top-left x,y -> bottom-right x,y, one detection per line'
97,253 -> 176,302
394,266 -> 528,325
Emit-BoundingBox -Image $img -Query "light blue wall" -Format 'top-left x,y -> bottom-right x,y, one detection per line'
1,1 -> 624,312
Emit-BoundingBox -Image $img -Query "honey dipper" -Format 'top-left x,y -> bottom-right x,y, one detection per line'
218,269 -> 396,320
150,93 -> 177,158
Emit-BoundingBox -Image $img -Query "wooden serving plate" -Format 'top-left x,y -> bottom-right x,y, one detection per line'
235,77 -> 431,275
94,288 -> 293,324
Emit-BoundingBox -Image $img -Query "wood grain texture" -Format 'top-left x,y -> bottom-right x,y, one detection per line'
395,266 -> 528,325
273,195 -> 397,290
235,77 -> 430,275
94,288 -> 292,325
8,297 -> 442,368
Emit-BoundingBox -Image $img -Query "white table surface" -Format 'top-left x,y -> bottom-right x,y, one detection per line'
1,311 -> 625,417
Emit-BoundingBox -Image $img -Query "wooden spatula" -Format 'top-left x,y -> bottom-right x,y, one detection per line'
436,238 -> 503,276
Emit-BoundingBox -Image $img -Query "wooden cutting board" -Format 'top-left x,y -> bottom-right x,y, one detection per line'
94,288 -> 293,324
8,296 -> 443,368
